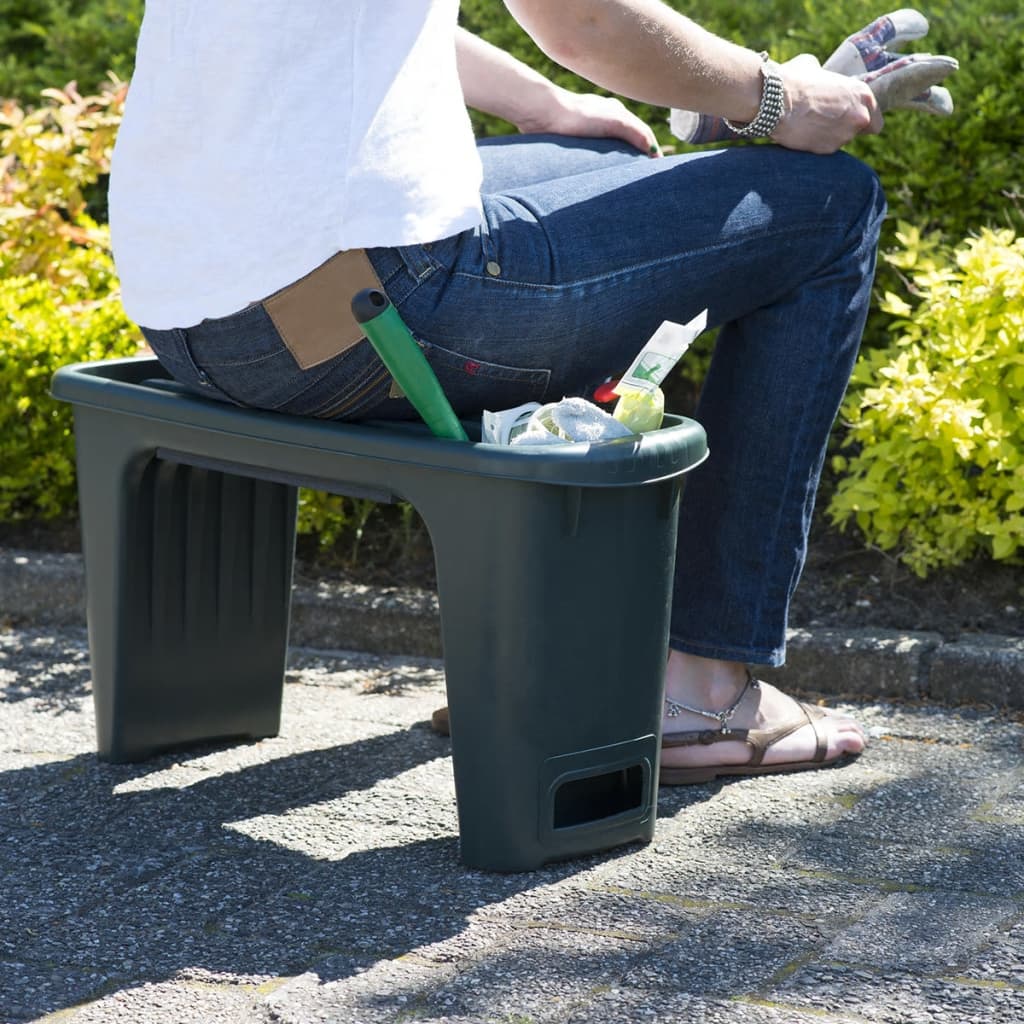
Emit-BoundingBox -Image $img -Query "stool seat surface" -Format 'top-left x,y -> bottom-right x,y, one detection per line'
52,357 -> 708,488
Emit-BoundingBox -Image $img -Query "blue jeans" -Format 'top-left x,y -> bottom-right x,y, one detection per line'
143,135 -> 886,667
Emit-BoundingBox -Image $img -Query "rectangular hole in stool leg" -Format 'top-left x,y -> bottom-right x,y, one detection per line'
552,763 -> 644,830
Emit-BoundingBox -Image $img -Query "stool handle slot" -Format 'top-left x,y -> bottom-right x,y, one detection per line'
154,447 -> 398,504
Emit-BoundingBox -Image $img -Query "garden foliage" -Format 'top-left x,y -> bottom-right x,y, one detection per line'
2,0 -> 1022,575
829,225 -> 1024,572
0,0 -> 142,102
1,79 -> 123,279
0,81 -> 140,521
460,0 -> 1023,244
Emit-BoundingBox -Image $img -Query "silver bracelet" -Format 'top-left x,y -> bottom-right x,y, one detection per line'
723,52 -> 785,139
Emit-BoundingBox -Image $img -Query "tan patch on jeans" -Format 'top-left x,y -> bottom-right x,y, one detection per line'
263,249 -> 383,369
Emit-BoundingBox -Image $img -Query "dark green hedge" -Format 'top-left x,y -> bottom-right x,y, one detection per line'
0,0 -> 142,100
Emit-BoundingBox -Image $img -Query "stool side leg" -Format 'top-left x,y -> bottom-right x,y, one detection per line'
416,474 -> 680,872
72,407 -> 295,762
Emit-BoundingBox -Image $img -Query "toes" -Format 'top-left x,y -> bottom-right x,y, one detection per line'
815,705 -> 869,748
824,716 -> 868,758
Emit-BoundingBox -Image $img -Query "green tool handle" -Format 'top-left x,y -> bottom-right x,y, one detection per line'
351,289 -> 469,441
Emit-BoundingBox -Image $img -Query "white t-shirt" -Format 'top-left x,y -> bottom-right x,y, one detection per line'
109,0 -> 484,329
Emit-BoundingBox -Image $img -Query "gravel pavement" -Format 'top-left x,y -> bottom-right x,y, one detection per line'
2,548 -> 1023,1023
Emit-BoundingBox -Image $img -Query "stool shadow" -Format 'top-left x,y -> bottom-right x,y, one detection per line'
0,625 -> 92,711
1,727 -> 627,1020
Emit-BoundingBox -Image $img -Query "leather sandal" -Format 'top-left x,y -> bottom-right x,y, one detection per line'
430,706 -> 451,736
431,673 -> 855,786
659,669 -> 854,786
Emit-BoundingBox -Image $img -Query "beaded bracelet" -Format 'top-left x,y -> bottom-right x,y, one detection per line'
723,52 -> 785,139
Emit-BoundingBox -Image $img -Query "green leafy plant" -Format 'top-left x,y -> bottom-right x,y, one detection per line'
0,0 -> 142,102
1,78 -> 125,280
5,2 -> 1021,577
296,493 -> 381,560
0,259 -> 140,520
296,491 -> 433,576
0,78 -> 140,520
828,223 -> 1024,574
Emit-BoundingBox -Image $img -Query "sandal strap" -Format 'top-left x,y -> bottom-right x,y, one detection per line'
662,727 -> 759,751
745,704 -> 831,770
662,699 -> 830,767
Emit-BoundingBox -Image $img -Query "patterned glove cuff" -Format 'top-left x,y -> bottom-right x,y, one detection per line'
723,52 -> 786,139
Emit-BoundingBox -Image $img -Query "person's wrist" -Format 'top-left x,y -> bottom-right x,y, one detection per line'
723,53 -> 786,139
509,79 -> 569,134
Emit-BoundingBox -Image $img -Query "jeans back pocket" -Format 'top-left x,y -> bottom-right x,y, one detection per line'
419,340 -> 551,415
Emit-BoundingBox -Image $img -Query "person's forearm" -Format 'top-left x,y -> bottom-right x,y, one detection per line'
455,27 -> 563,129
503,0 -> 764,123
456,25 -> 663,154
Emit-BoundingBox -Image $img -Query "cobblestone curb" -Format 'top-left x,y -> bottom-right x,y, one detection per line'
3,547 -> 1022,708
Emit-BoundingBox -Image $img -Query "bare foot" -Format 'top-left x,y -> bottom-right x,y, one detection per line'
659,652 -> 866,781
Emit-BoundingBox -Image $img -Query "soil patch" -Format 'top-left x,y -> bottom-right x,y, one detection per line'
791,515 -> 1022,640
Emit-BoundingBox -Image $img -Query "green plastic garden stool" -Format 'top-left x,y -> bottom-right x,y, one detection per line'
51,357 -> 708,871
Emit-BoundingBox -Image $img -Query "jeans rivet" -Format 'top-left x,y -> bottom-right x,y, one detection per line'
485,261 -> 501,277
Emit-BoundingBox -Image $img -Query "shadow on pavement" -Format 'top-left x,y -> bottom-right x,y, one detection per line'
1,726 -> 565,1019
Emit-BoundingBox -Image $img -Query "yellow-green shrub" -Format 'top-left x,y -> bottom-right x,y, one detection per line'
0,78 -> 141,520
0,258 -> 140,519
1,79 -> 125,280
296,492 -> 429,571
0,79 -> 409,556
828,224 -> 1024,574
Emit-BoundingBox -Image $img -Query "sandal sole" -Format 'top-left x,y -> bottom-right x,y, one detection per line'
659,751 -> 856,786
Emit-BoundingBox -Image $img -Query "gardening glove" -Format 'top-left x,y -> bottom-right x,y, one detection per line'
823,9 -> 958,116
669,8 -> 958,145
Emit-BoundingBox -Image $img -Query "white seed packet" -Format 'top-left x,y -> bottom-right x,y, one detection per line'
613,309 -> 708,395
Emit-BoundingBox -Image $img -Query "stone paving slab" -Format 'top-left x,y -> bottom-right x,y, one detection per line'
564,991 -> 874,1024
768,963 -> 1024,1023
2,625 -> 1024,1024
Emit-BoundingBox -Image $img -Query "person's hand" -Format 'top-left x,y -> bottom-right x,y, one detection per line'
770,53 -> 883,154
669,54 -> 881,149
824,9 -> 958,116
516,88 -> 662,156
670,8 -> 956,146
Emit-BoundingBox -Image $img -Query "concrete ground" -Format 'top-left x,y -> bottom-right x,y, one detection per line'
2,549 -> 1023,1023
